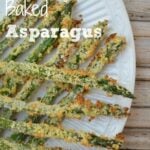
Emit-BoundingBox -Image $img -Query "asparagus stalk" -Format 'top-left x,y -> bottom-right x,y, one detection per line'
88,33 -> 126,73
0,0 -> 54,55
0,61 -> 135,98
0,0 -> 36,36
0,95 -> 129,120
0,117 -> 124,149
0,138 -> 61,150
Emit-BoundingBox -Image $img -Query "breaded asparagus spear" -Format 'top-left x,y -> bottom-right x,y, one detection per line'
0,138 -> 61,150
0,95 -> 129,119
0,0 -> 54,55
0,117 -> 124,149
0,0 -> 36,36
88,33 -> 126,73
0,61 -> 134,98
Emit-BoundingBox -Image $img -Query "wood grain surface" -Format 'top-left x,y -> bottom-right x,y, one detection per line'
123,0 -> 150,149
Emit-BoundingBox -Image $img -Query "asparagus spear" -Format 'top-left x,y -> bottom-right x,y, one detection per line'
0,95 -> 129,120
0,117 -> 124,149
0,0 -> 54,55
88,33 -> 126,73
0,138 -> 61,150
0,0 -> 36,36
0,61 -> 134,98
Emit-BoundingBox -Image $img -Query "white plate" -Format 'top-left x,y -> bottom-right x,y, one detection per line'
0,0 -> 135,149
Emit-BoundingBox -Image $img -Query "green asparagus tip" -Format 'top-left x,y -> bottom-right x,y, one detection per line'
98,77 -> 135,99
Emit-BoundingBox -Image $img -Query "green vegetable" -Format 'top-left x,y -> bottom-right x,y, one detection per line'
0,61 -> 135,98
0,117 -> 124,149
0,95 -> 129,120
88,34 -> 126,73
0,138 -> 61,150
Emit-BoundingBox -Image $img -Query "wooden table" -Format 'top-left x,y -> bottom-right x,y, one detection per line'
122,0 -> 150,149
